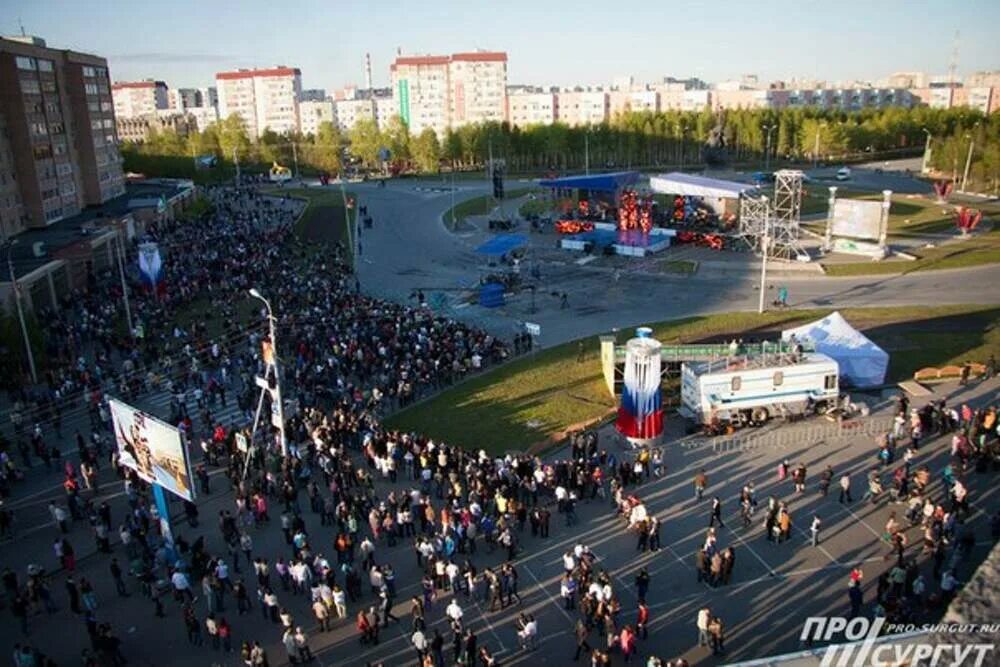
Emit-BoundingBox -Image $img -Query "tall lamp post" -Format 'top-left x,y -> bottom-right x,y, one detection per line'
920,128 -> 932,175
248,288 -> 288,458
3,239 -> 37,383
757,197 -> 771,314
961,123 -> 981,193
813,121 -> 827,169
762,124 -> 776,172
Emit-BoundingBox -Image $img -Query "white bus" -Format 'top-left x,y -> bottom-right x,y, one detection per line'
680,353 -> 840,426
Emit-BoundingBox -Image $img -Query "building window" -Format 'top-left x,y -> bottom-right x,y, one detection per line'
82,66 -> 96,77
30,122 -> 48,136
56,163 -> 72,176
731,376 -> 742,392
85,84 -> 98,95
45,207 -> 62,221
52,142 -> 67,156
773,371 -> 784,387
824,374 -> 837,390
16,56 -> 36,70
20,79 -> 41,94
38,59 -> 54,73
33,145 -> 52,160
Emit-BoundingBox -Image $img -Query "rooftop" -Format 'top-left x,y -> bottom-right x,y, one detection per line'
4,180 -> 192,281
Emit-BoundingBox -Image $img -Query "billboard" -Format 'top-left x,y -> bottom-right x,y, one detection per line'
110,399 -> 195,501
831,199 -> 883,241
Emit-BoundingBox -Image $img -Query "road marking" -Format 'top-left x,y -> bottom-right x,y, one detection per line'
521,562 -> 575,625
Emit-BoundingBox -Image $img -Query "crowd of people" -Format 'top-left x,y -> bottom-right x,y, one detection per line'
1,179 -> 998,667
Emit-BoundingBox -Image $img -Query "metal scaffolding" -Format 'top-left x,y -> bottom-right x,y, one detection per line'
739,170 -> 807,260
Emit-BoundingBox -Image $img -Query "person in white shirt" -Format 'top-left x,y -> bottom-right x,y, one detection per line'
810,516 -> 822,546
563,552 -> 576,574
172,570 -> 193,602
697,607 -> 711,646
446,599 -> 463,624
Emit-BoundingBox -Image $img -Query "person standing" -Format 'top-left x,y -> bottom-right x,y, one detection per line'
810,515 -> 822,547
573,619 -> 592,661
696,606 -> 711,647
848,580 -> 863,619
709,616 -> 725,655
694,470 -> 707,501
819,465 -> 833,496
109,559 -> 128,597
636,601 -> 650,640
412,628 -> 428,663
709,497 -> 724,529
839,474 -> 852,504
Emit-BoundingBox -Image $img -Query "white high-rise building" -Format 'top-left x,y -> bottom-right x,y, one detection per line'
216,67 -> 302,137
374,95 -> 398,130
112,80 -> 169,118
506,91 -> 558,127
556,90 -> 609,126
390,51 -> 508,137
334,98 -> 375,132
299,99 -> 335,136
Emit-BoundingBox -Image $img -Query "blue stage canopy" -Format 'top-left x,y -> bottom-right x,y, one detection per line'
475,233 -> 528,256
537,171 -> 640,192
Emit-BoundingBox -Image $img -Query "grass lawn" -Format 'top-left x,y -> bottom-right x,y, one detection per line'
262,187 -> 354,252
659,260 -> 698,274
823,228 -> 1000,276
442,188 -> 538,227
385,306 -> 1000,455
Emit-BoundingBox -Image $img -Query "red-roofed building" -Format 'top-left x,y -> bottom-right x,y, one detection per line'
390,51 -> 507,137
112,79 -> 168,118
216,67 -> 302,138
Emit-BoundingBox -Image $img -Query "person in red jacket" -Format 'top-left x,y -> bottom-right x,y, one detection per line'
636,602 -> 650,640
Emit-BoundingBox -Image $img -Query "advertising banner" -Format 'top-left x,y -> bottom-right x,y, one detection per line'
831,199 -> 883,241
110,399 -> 195,502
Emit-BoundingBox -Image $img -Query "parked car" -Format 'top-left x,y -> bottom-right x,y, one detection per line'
836,167 -> 852,181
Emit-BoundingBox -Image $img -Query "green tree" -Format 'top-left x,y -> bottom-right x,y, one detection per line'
258,129 -> 284,165
217,113 -> 252,162
383,116 -> 411,162
412,127 -> 441,173
303,121 -> 344,174
348,118 -> 382,167
443,129 -> 463,167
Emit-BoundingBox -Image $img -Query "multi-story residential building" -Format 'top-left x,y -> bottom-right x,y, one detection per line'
373,94 -> 398,130
111,79 -> 168,118
216,66 -> 301,137
334,98 -> 375,132
609,89 -> 660,117
448,52 -> 507,126
116,112 -> 195,143
0,109 -> 25,240
299,99 -> 335,136
965,71 -> 1000,88
0,35 -> 124,229
506,90 -> 558,127
555,90 -> 610,126
199,86 -> 218,109
168,87 -> 200,111
390,51 -> 508,136
300,88 -> 326,102
186,105 -> 219,132
390,55 -> 451,137
886,72 -> 928,89
657,88 -> 712,111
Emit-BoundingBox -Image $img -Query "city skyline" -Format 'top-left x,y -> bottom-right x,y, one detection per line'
7,0 -> 1000,92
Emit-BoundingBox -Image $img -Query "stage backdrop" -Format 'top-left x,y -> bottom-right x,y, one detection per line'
110,399 -> 195,502
831,199 -> 883,241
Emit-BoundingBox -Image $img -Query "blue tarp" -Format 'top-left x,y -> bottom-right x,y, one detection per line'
537,171 -> 640,192
475,233 -> 528,256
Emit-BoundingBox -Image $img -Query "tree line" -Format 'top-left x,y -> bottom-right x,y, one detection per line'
122,105 -> 998,192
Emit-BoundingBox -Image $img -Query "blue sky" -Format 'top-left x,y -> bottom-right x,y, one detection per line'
6,0 -> 999,91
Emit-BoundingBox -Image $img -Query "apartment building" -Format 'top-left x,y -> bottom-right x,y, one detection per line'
0,35 -> 124,230
657,88 -> 712,111
299,99 -> 335,136
390,51 -> 508,136
199,86 -> 218,109
117,112 -> 195,143
373,94 -> 398,130
609,89 -> 660,117
168,87 -> 200,111
111,79 -> 168,118
334,98 -> 375,132
216,66 -> 301,137
506,90 -> 558,127
186,105 -> 219,132
556,90 -> 610,125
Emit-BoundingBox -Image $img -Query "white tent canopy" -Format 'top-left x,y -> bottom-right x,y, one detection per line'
782,311 -> 889,387
649,172 -> 755,199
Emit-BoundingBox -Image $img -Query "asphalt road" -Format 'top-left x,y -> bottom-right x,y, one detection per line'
350,178 -> 996,349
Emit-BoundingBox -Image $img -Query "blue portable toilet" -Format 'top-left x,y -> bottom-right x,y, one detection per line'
479,282 -> 505,308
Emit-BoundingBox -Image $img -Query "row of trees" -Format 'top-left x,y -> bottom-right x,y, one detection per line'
124,106 -> 998,191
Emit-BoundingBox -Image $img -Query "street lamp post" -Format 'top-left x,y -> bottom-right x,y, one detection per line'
920,128 -> 932,175
961,124 -> 980,192
757,197 -> 771,314
584,131 -> 590,175
813,122 -> 827,168
248,288 -> 287,458
3,240 -> 37,383
763,125 -> 776,172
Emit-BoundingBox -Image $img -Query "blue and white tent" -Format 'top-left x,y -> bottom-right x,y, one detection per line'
782,311 -> 889,387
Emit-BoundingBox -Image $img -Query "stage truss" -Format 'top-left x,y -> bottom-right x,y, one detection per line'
738,169 -> 807,260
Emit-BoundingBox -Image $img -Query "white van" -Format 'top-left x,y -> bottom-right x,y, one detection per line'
836,167 -> 851,181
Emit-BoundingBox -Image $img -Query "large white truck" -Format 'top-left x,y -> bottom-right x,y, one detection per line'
680,352 -> 840,427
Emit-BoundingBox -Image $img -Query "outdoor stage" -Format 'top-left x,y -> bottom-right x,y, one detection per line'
560,222 -> 674,257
